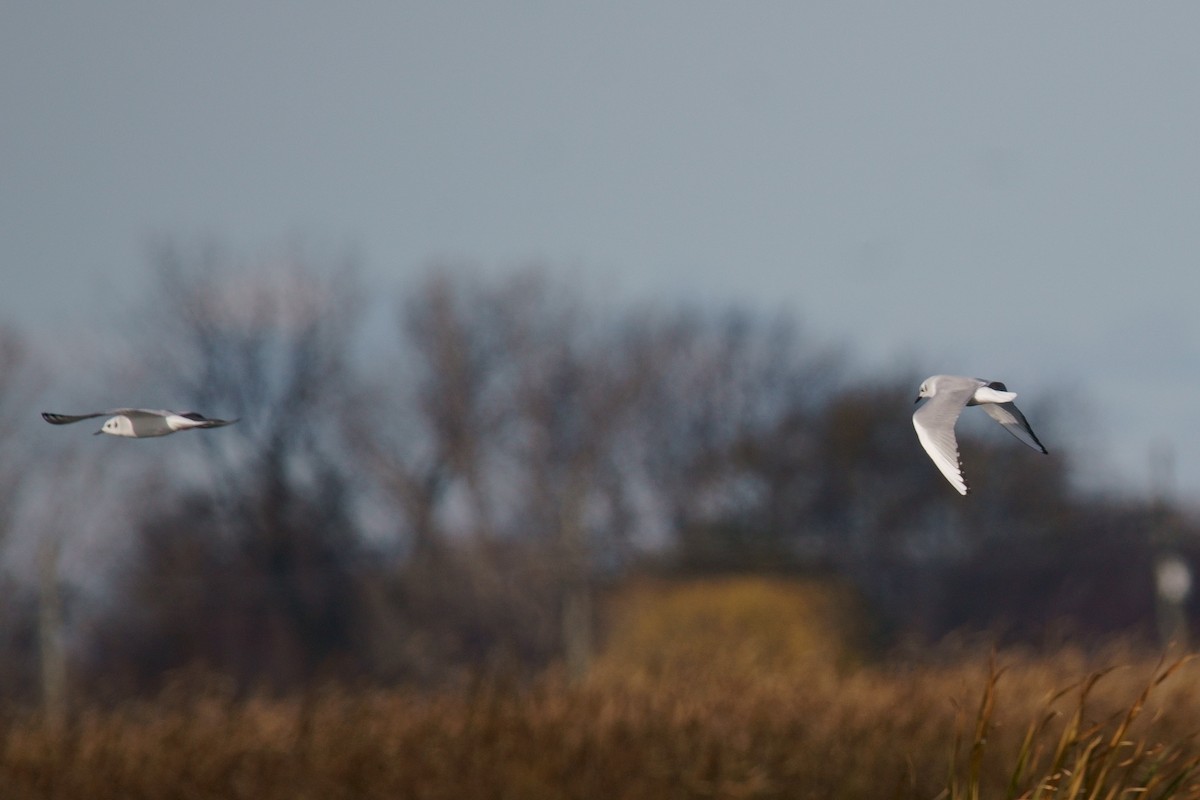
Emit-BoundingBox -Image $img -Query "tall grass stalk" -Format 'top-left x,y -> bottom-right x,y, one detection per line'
948,655 -> 1200,800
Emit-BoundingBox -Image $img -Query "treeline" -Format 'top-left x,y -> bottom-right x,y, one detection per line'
0,246 -> 1195,700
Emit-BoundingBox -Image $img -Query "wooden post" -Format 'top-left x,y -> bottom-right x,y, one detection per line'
38,535 -> 67,729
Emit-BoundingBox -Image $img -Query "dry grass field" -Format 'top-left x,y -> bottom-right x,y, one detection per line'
2,577 -> 1198,799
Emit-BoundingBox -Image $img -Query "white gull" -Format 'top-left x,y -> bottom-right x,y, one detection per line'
42,409 -> 238,438
913,375 -> 1046,495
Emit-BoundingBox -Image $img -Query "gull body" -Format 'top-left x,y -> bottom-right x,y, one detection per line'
912,375 -> 1047,495
42,409 -> 238,438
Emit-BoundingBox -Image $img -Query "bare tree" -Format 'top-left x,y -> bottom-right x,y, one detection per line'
93,243 -> 367,692
490,274 -> 651,678
0,326 -> 38,544
0,326 -> 57,713
355,268 -> 657,678
341,268 -> 524,679
628,308 -> 844,571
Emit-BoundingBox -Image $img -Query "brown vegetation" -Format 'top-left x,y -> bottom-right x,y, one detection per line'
3,578 -> 1198,799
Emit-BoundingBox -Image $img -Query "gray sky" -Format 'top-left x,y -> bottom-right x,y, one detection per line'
4,3 -> 1200,497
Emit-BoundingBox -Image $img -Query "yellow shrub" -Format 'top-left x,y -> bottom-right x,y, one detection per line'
595,576 -> 868,680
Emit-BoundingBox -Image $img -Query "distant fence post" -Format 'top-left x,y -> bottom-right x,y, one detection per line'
38,534 -> 66,729
1155,554 -> 1191,652
1149,444 -> 1190,651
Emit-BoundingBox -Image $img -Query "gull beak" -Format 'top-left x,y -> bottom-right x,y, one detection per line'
93,429 -> 103,435
914,395 -> 920,404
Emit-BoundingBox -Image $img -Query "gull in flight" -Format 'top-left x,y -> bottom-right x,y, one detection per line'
42,409 -> 238,438
913,375 -> 1046,495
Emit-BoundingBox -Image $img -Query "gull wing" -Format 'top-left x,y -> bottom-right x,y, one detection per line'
120,409 -> 179,420
42,408 -> 169,425
980,402 -> 1048,454
42,412 -> 107,425
912,385 -> 976,495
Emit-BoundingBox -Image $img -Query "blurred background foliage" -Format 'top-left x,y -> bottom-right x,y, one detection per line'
595,577 -> 869,680
0,245 -> 1196,706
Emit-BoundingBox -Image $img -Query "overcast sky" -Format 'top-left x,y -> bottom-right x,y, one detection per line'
4,3 -> 1200,498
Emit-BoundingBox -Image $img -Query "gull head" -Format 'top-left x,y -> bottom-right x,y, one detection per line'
96,415 -> 134,437
915,377 -> 935,403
